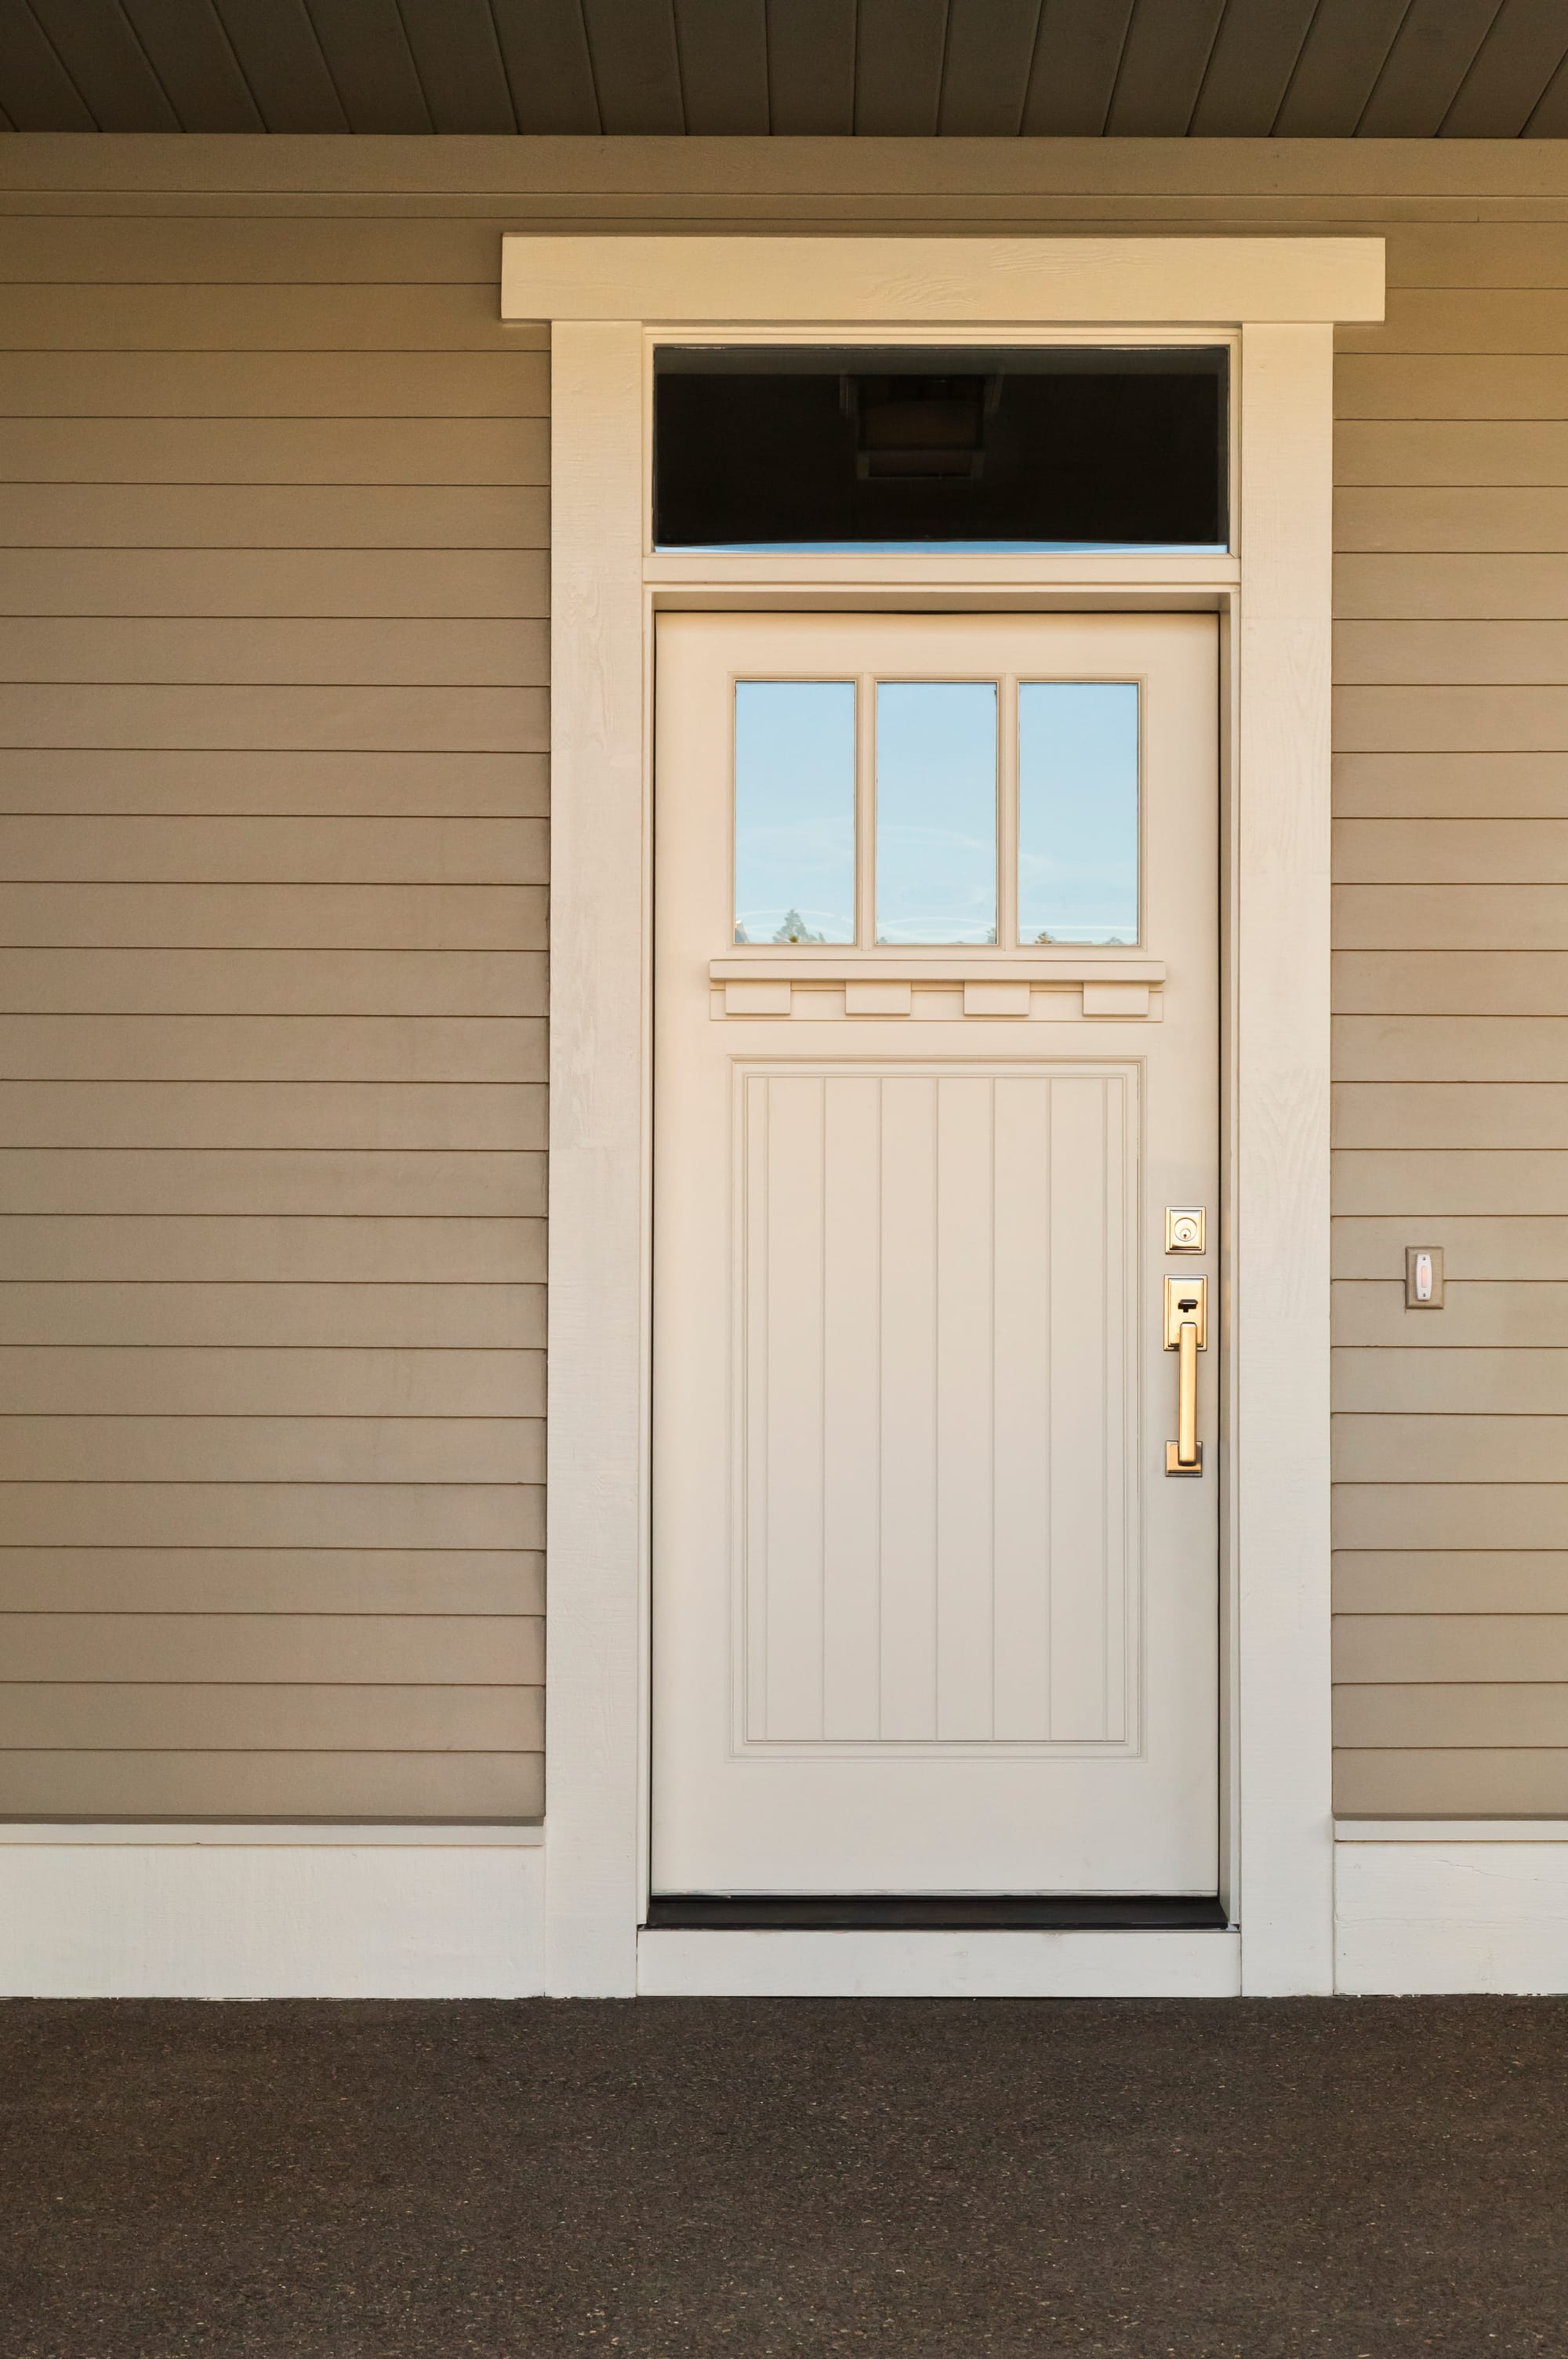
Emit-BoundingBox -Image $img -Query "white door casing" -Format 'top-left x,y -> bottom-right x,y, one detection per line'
516,234 -> 1384,1994
653,612 -> 1218,1896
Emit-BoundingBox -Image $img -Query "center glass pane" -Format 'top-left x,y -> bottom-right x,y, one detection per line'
874,681 -> 998,945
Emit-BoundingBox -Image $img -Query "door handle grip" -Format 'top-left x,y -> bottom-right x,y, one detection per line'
1174,1318 -> 1200,1470
1164,1276 -> 1207,1477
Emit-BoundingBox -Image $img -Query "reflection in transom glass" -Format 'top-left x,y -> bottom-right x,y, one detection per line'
655,344 -> 1229,550
874,681 -> 998,945
1018,682 -> 1140,946
733,680 -> 856,945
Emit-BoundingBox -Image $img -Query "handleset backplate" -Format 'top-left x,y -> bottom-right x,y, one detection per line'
1163,1276 -> 1207,1352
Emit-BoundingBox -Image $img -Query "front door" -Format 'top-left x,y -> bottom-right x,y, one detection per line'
652,612 -> 1218,1896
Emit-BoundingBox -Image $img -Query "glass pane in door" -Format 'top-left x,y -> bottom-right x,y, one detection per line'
733,680 -> 856,945
874,680 -> 998,944
1018,681 -> 1139,946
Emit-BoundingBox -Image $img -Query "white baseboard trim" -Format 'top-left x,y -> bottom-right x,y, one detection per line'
0,1822 -> 543,1846
0,1827 -> 546,1998
1335,1819 -> 1568,1844
637,1926 -> 1241,1998
1335,1832 -> 1568,1996
16,1817 -> 1566,1998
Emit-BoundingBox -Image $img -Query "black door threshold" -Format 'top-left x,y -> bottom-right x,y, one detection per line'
645,1893 -> 1228,1932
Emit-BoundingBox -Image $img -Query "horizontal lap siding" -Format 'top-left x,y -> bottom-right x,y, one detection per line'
5,145 -> 1566,1829
0,206 -> 546,1820
1334,216 -> 1568,1818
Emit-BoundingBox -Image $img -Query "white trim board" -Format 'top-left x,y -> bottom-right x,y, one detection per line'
1337,1821 -> 1568,1845
0,1832 -> 544,1998
638,1928 -> 1241,2001
0,1823 -> 543,1847
503,236 -> 1384,324
1336,1840 -> 1568,1996
532,231 -> 1384,2001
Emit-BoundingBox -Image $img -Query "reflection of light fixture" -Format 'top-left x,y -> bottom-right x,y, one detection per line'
844,373 -> 1000,481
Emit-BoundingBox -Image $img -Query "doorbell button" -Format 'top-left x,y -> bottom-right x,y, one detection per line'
1405,1247 -> 1444,1308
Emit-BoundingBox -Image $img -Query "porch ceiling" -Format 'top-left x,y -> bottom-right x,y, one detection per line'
1,0 -> 1566,141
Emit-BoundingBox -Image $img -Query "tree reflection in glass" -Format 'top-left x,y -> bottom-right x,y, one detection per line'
733,680 -> 856,945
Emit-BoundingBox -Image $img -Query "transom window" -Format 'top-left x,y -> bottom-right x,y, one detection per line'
656,343 -> 1229,552
732,677 -> 1141,950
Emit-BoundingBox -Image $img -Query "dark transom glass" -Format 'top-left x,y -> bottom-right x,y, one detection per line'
654,343 -> 1229,551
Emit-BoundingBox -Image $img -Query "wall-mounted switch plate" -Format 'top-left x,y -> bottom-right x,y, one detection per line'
1406,1247 -> 1444,1308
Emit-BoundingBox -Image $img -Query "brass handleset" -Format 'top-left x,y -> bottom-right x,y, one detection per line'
1163,1267 -> 1207,1479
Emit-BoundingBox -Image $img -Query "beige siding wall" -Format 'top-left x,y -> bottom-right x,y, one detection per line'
1,137 -> 1566,1821
0,166 -> 547,1816
1334,237 -> 1568,1814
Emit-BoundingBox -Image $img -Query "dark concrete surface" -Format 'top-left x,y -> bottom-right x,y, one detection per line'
1,1997 -> 1564,2357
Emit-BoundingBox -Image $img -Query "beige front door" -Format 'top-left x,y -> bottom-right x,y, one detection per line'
652,612 -> 1219,1896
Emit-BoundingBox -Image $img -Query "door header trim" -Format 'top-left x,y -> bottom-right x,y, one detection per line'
503,234 -> 1384,325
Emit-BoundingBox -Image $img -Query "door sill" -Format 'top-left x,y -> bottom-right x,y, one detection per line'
637,1922 -> 1240,1998
646,1893 -> 1227,1932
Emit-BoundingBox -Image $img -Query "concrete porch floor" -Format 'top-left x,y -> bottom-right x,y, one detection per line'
1,1998 -> 1563,2356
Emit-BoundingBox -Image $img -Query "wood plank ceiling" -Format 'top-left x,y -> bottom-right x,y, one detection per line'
0,0 -> 1566,138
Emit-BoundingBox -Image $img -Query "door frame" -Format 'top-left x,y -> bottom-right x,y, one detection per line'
502,234 -> 1386,1998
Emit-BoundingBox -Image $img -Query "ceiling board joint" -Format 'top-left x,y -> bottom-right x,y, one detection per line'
202,0 -> 267,132
387,0 -> 437,134
20,0 -> 104,132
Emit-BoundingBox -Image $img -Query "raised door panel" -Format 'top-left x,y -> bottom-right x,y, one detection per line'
739,1065 -> 1136,1755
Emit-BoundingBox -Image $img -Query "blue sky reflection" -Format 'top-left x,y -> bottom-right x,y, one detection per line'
733,680 -> 856,944
1019,682 -> 1139,946
875,681 -> 998,945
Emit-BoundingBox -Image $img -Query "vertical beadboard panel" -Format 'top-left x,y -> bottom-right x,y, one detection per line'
935,1076 -> 996,1742
1101,1076 -> 1129,1747
760,1076 -> 827,1740
821,1076 -> 883,1740
740,1067 -> 1134,1758
878,1076 -> 941,1740
992,1076 -> 1054,1742
1048,1076 -> 1114,1743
